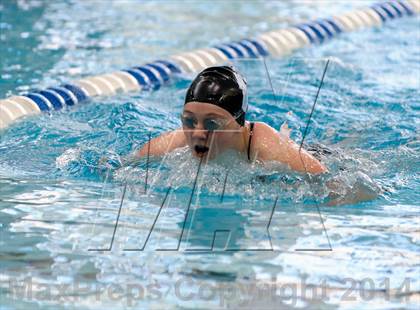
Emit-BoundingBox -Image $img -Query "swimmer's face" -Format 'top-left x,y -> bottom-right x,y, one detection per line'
182,102 -> 242,159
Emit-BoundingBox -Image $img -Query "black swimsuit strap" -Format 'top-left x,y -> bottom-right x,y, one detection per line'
247,122 -> 255,161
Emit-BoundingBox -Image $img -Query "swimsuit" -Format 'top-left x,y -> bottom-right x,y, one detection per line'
247,122 -> 255,161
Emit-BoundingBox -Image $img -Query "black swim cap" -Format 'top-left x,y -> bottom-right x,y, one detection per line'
184,66 -> 248,126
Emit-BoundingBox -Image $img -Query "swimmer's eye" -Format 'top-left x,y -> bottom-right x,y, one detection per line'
203,118 -> 224,131
181,115 -> 197,129
181,114 -> 227,131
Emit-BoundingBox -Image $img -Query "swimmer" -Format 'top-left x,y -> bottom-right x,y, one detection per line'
132,66 -> 327,174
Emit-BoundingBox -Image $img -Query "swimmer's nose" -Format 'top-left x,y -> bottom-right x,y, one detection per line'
192,129 -> 208,140
191,123 -> 209,139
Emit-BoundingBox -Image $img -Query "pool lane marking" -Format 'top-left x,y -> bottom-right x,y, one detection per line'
218,44 -> 241,58
258,33 -> 283,56
25,93 -> 54,110
354,10 -> 377,26
69,83 -> 90,98
407,0 -> 420,12
307,22 -> 330,40
195,50 -> 218,66
74,80 -> 103,96
77,78 -> 106,97
142,65 -> 165,84
363,7 -> 384,26
357,8 -> 382,27
380,2 -> 400,18
4,99 -> 30,116
52,86 -> 79,105
239,40 -> 259,57
0,1 -> 417,130
4,99 -> 32,115
268,31 -> 292,52
205,47 -> 230,62
87,76 -> 115,95
113,71 -> 141,91
271,30 -> 296,51
364,8 -> 383,24
154,59 -> 183,74
148,62 -> 172,76
11,96 -> 42,112
224,43 -> 246,57
287,27 -> 311,46
91,76 -> 117,94
372,5 -> 391,21
316,20 -> 336,37
176,53 -> 202,70
0,103 -> 15,121
103,73 -> 128,92
278,29 -> 300,49
395,1 -> 412,14
333,15 -> 355,31
295,59 -> 332,252
170,55 -> 197,72
296,24 -> 321,44
385,2 -> 402,16
349,11 -> 369,28
229,42 -> 250,57
131,68 -> 152,86
44,89 -> 66,107
187,51 -> 209,69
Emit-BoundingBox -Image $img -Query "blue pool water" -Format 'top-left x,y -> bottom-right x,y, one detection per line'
0,1 -> 419,309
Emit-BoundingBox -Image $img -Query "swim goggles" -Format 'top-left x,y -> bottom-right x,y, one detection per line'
180,114 -> 232,131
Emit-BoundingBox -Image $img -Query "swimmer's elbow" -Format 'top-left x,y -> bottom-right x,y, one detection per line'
310,160 -> 328,174
298,160 -> 327,175
313,163 -> 328,174
296,147 -> 328,174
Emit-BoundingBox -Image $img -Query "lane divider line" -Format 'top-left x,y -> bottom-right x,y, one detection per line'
0,0 -> 416,129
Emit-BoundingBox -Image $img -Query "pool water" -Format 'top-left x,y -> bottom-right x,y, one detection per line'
0,1 -> 419,309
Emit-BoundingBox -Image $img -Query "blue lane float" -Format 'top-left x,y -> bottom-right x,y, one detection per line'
0,0 -> 418,129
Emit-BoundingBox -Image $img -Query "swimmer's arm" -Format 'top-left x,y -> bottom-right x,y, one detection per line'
255,123 -> 327,174
98,130 -> 186,171
133,129 -> 186,160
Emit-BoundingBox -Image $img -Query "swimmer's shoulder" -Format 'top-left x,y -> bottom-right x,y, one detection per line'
250,122 -> 327,174
249,122 -> 288,161
252,122 -> 279,138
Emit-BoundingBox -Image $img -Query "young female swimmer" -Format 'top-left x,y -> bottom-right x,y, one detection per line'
132,66 -> 327,174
